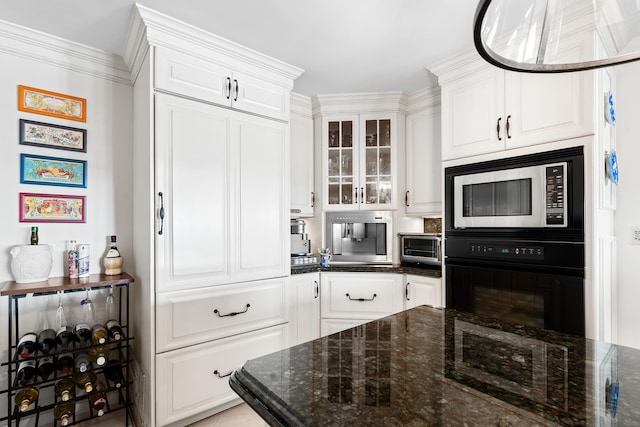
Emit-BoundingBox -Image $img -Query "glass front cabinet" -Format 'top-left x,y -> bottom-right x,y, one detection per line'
323,114 -> 396,210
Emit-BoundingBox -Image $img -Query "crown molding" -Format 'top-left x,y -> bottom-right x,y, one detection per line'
406,85 -> 441,114
291,92 -> 312,118
311,91 -> 408,117
0,19 -> 130,85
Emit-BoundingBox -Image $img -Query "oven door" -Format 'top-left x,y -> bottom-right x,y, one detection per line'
445,260 -> 584,336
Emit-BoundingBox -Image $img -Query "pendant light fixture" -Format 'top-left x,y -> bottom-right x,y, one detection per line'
474,0 -> 640,72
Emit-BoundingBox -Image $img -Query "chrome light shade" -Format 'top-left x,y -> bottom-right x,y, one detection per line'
474,0 -> 640,72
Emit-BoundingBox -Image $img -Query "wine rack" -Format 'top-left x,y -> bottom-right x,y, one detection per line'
0,273 -> 134,426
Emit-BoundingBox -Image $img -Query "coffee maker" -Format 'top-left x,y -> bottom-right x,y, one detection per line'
290,220 -> 318,266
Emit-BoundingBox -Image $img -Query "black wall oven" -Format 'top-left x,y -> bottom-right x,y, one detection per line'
444,147 -> 585,336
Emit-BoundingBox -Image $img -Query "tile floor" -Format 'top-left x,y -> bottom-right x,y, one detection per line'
187,403 -> 266,427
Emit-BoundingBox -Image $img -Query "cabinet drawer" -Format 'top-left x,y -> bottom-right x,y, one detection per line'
320,273 -> 403,319
156,324 -> 287,426
156,278 -> 287,352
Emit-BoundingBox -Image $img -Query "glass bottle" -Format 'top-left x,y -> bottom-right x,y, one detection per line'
17,332 -> 37,359
75,288 -> 95,344
17,360 -> 37,385
68,240 -> 79,279
106,319 -> 124,341
15,385 -> 39,412
75,370 -> 97,393
105,285 -> 124,340
89,382 -> 108,417
54,401 -> 75,426
30,226 -> 38,245
104,359 -> 124,388
74,352 -> 91,373
55,294 -> 74,348
91,324 -> 108,345
103,235 -> 123,275
36,300 -> 56,354
55,377 -> 76,402
88,345 -> 110,366
37,355 -> 55,381
56,352 -> 74,375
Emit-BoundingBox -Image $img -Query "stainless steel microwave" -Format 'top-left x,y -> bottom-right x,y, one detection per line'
452,162 -> 568,229
400,233 -> 442,266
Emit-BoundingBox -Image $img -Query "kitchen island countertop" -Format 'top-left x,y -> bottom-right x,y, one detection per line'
230,305 -> 640,426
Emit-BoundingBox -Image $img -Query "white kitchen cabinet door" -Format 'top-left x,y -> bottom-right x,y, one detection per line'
232,113 -> 289,282
289,273 -> 320,345
155,93 -> 232,293
405,108 -> 442,215
404,274 -> 442,309
320,318 -> 368,337
290,93 -> 315,217
155,325 -> 287,426
231,69 -> 290,121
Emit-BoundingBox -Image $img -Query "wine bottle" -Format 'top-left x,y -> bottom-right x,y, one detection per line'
30,226 -> 38,245
68,240 -> 79,279
37,328 -> 57,354
54,377 -> 76,402
55,294 -> 74,348
106,319 -> 124,341
91,324 -> 108,345
76,288 -> 95,344
104,360 -> 124,388
74,352 -> 91,373
103,235 -> 123,275
17,332 -> 37,359
74,322 -> 92,344
17,360 -> 37,385
15,385 -> 39,412
54,401 -> 75,426
89,382 -> 108,416
56,352 -> 74,375
37,356 -> 55,381
88,345 -> 110,367
75,370 -> 97,393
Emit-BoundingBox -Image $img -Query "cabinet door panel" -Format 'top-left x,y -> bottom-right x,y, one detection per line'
289,273 -> 320,345
156,325 -> 287,426
290,97 -> 314,217
233,113 -> 288,281
321,273 -> 403,319
232,71 -> 289,121
155,93 -> 231,293
404,274 -> 442,309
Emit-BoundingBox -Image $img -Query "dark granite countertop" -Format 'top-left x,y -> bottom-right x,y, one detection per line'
230,306 -> 639,426
291,263 -> 442,278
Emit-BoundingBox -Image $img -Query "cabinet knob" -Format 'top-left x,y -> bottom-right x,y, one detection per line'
496,117 -> 502,141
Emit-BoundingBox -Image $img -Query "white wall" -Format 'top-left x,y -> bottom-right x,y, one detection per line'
614,60 -> 640,349
0,20 -> 133,421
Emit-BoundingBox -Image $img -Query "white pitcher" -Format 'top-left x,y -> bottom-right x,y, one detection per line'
10,244 -> 53,283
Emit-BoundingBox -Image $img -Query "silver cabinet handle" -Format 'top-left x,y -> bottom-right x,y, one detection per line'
346,293 -> 377,302
158,192 -> 165,236
213,303 -> 250,317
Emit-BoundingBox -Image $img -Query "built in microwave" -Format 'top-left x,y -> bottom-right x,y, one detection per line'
445,146 -> 584,236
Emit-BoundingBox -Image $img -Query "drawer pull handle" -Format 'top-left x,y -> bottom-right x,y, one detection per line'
213,369 -> 232,378
213,303 -> 251,317
345,293 -> 377,302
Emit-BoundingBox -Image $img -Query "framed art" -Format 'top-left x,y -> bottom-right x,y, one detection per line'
20,154 -> 87,188
20,192 -> 86,223
19,119 -> 87,153
18,85 -> 86,122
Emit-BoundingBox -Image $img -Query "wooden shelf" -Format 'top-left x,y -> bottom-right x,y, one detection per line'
0,272 -> 134,297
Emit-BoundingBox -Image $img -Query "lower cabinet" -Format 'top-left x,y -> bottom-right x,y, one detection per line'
289,273 -> 320,345
320,273 -> 404,336
404,274 -> 443,309
155,324 -> 288,426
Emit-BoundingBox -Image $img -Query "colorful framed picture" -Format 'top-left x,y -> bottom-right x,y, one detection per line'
18,85 -> 86,122
20,154 -> 87,188
20,192 -> 86,223
19,119 -> 87,153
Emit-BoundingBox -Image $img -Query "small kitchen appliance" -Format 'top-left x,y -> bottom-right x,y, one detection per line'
400,233 -> 442,267
290,220 -> 319,266
325,211 -> 392,264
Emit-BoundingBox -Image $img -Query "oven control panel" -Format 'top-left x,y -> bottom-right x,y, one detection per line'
469,243 -> 544,260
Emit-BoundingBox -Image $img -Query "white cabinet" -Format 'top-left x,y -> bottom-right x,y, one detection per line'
155,92 -> 289,293
156,324 -> 287,426
404,274 -> 442,309
289,272 -> 320,345
432,37 -> 595,161
155,47 -> 292,121
313,93 -> 405,211
320,272 -> 403,336
405,87 -> 442,215
290,93 -> 315,217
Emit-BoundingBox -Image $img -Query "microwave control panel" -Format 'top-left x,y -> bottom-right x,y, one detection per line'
545,164 -> 566,225
469,243 -> 544,260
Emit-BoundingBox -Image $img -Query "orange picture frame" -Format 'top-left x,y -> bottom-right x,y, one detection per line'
18,85 -> 86,122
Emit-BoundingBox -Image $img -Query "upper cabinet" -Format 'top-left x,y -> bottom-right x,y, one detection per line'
431,35 -> 595,161
313,93 -> 406,211
405,87 -> 442,216
290,93 -> 315,217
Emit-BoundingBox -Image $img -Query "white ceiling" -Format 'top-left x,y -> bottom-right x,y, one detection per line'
0,0 -> 478,96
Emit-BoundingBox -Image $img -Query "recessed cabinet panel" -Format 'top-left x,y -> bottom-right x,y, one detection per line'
156,325 -> 287,426
156,278 -> 287,352
232,70 -> 289,121
155,93 -> 231,291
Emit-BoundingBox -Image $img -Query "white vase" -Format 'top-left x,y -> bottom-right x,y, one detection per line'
10,244 -> 53,283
